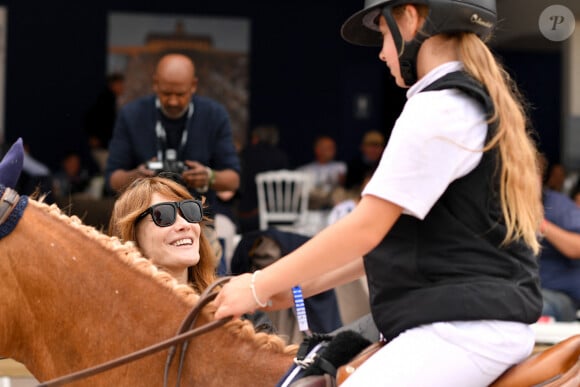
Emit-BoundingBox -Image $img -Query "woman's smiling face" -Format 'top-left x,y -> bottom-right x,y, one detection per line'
136,192 -> 201,283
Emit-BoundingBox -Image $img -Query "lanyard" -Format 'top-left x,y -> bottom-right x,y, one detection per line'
154,99 -> 194,161
292,285 -> 311,335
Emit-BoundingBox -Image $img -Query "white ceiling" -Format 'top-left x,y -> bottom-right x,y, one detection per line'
493,0 -> 580,51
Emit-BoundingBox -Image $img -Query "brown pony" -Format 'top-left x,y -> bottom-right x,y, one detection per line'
0,196 -> 296,386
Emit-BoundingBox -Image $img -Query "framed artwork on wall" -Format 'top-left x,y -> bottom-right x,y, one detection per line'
107,12 -> 250,147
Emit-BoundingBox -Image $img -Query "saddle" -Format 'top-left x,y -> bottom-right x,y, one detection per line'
335,334 -> 580,386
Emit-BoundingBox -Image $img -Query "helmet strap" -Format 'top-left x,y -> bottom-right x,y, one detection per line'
382,7 -> 429,87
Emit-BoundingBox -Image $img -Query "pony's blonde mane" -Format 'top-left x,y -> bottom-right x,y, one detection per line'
28,199 -> 296,355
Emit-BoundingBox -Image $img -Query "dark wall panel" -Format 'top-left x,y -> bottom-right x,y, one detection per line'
497,50 -> 562,165
0,0 -> 561,172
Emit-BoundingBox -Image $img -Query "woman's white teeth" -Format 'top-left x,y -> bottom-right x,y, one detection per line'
173,238 -> 193,246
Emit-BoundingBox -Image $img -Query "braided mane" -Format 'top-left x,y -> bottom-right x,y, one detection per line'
28,199 -> 295,355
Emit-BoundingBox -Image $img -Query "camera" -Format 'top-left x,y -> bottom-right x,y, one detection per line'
146,159 -> 186,175
146,149 -> 187,175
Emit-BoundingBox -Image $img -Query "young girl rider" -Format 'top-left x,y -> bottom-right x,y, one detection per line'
215,1 -> 543,385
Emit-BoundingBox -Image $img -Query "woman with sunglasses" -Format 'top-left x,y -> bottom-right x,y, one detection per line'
109,175 -> 214,291
109,175 -> 274,332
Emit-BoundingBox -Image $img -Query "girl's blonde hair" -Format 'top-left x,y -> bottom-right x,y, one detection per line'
394,4 -> 543,254
108,176 -> 217,292
459,34 -> 542,254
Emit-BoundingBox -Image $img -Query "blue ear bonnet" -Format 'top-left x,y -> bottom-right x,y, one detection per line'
0,138 -> 24,189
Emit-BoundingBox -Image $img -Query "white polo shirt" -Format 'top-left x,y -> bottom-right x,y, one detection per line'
363,61 -> 488,219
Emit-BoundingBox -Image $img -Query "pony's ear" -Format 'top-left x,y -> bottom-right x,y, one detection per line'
0,137 -> 24,189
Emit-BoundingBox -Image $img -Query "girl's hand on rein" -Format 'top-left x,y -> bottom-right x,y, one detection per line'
214,273 -> 260,320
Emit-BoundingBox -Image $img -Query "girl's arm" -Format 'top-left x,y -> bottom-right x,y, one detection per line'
266,257 -> 366,310
214,195 -> 402,318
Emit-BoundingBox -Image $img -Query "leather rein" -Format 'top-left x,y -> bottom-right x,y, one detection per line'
0,188 -> 232,386
36,277 -> 232,387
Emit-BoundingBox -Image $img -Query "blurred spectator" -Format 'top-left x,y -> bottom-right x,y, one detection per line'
545,162 -> 566,192
298,135 -> 346,209
327,172 -> 372,227
105,53 -> 240,202
539,194 -> 580,321
345,130 -> 385,190
237,125 -> 289,233
52,151 -> 91,199
569,178 -> 580,207
538,154 -> 580,321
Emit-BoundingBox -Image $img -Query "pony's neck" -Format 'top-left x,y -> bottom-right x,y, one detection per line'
0,201 -> 194,380
0,200 -> 295,386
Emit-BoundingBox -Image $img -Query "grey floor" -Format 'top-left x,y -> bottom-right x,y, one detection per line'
1,377 -> 39,387
0,359 -> 39,387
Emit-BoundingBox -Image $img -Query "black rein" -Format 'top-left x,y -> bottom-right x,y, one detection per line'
38,277 -> 232,387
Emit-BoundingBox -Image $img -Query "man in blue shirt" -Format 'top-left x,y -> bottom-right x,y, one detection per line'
105,53 -> 240,201
540,188 -> 580,320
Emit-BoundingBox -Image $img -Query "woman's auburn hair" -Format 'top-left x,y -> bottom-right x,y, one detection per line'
108,176 -> 217,292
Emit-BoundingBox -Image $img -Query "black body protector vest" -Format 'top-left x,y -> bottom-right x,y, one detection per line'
365,71 -> 542,341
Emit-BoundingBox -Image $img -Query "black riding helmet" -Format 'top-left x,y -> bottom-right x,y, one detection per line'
341,0 -> 496,86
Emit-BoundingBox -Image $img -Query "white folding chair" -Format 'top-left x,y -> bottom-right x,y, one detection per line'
255,169 -> 313,234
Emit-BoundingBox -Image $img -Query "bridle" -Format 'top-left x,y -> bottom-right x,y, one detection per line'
0,186 -> 25,240
37,277 -> 232,387
0,187 -> 19,224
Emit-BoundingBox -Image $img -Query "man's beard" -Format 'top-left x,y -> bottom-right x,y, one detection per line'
161,105 -> 188,120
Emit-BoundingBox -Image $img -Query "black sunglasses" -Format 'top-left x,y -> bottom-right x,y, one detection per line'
136,200 -> 203,227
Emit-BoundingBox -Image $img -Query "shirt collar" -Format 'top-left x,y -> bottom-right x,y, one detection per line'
407,61 -> 464,99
